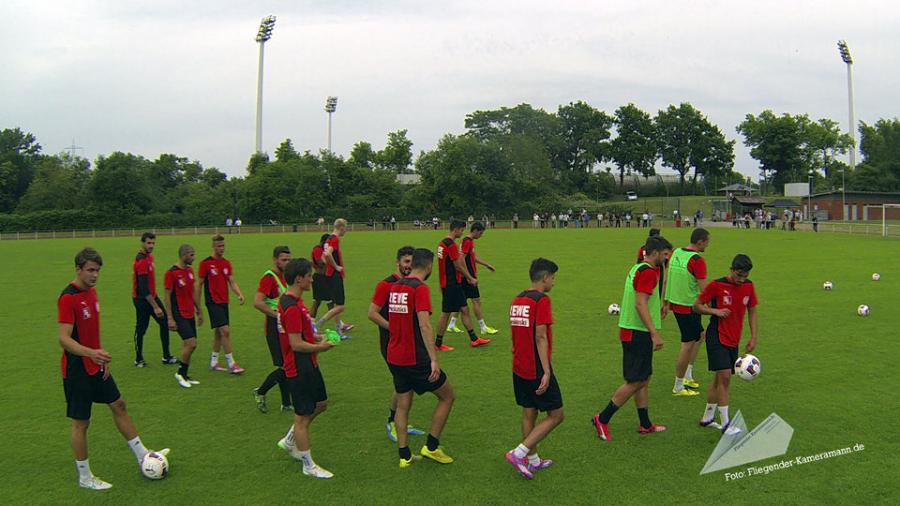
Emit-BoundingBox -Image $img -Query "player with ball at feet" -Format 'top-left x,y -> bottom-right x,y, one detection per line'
59,248 -> 169,490
693,254 -> 759,435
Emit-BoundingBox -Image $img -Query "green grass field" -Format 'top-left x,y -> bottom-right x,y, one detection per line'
2,227 -> 897,504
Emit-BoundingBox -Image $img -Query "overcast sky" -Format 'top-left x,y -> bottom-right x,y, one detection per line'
2,0 -> 897,178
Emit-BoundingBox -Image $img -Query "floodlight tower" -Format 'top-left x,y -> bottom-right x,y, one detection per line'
255,15 -> 276,154
837,40 -> 855,219
325,96 -> 338,153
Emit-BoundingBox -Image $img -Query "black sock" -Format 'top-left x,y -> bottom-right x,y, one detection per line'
598,400 -> 619,424
427,433 -> 439,451
388,409 -> 396,423
278,378 -> 291,407
399,446 -> 411,460
435,334 -> 444,347
638,407 -> 652,429
259,368 -> 285,395
467,329 -> 478,341
178,361 -> 189,377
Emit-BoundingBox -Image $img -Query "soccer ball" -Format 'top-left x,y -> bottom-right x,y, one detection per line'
872,273 -> 881,281
141,452 -> 169,480
857,304 -> 870,316
607,303 -> 620,315
734,354 -> 761,381
823,281 -> 833,290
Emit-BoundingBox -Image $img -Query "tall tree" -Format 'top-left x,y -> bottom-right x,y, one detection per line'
377,130 -> 414,173
657,103 -> 733,189
610,103 -> 658,188
16,154 -> 89,212
557,101 -> 613,191
348,141 -> 376,169
275,138 -> 300,163
0,128 -> 42,212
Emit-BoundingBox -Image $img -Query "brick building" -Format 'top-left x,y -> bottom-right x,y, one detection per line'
808,190 -> 900,221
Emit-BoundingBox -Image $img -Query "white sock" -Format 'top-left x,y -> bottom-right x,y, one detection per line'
478,319 -> 487,330
527,453 -> 541,466
284,425 -> 295,446
718,406 -> 730,426
225,353 -> 235,367
448,317 -> 457,329
702,403 -> 717,422
686,364 -> 694,381
210,352 -> 219,366
75,459 -> 93,480
674,377 -> 684,391
127,436 -> 149,463
513,443 -> 529,459
337,319 -> 345,328
299,450 -> 314,468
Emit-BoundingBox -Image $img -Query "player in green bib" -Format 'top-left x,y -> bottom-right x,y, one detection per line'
664,228 -> 710,396
252,246 -> 293,413
592,236 -> 673,441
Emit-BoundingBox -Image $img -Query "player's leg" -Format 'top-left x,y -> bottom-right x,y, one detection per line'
446,311 -> 460,332
460,304 -> 490,346
435,311 -> 452,350
218,324 -> 242,373
634,381 -> 665,433
70,418 -> 110,489
176,335 -> 198,387
673,342 -> 697,394
472,297 -> 497,334
107,396 -> 166,466
593,380 -> 643,441
522,407 -> 564,451
395,391 -> 417,466
685,331 -> 706,384
421,380 -> 455,463
715,369 -> 733,428
152,296 -> 173,362
133,299 -> 151,365
310,299 -> 322,318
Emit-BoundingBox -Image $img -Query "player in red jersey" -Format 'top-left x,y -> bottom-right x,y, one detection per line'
367,246 -> 427,442
59,248 -> 169,490
446,221 -> 499,335
132,232 -> 175,367
310,234 -> 333,319
388,248 -> 456,468
694,254 -> 759,435
164,244 -> 203,388
504,258 -> 564,480
273,258 -> 336,479
434,220 -> 489,351
196,235 -> 246,374
252,246 -> 294,413
316,219 -> 353,338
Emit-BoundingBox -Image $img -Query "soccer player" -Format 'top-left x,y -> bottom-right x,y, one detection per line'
132,232 -> 175,367
59,247 -> 169,490
388,248 -> 456,468
694,254 -> 758,435
434,220 -> 490,351
505,258 -> 564,480
367,246 -> 427,442
446,221 -> 499,335
316,219 -> 353,338
164,244 -> 203,388
592,235 -> 673,441
665,228 -> 711,396
636,228 -> 661,263
196,235 -> 246,374
310,234 -> 332,319
252,246 -> 293,413
273,258 -> 336,479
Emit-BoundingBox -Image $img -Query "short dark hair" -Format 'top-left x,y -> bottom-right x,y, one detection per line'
529,257 -> 558,282
412,248 -> 434,269
212,234 -> 225,243
141,232 -> 156,243
75,247 -> 103,269
648,228 -> 660,237
690,228 -> 710,244
731,254 -> 753,272
285,258 -> 312,284
273,245 -> 291,258
644,235 -> 673,255
397,245 -> 415,260
319,233 -> 330,244
179,244 -> 194,257
449,219 -> 466,231
471,221 -> 485,232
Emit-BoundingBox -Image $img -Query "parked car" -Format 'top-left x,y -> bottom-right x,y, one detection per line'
625,191 -> 638,201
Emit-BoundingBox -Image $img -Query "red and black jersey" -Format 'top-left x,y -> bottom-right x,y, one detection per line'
278,292 -> 318,377
311,245 -> 326,274
324,234 -> 344,278
636,246 -> 646,264
510,290 -> 554,380
461,236 -> 477,277
258,271 -> 286,334
669,250 -> 708,314
132,251 -> 157,299
698,277 -> 758,348
164,266 -> 196,319
437,237 -> 461,289
387,276 -> 432,366
198,256 -> 233,305
58,283 -> 102,378
371,273 -> 401,351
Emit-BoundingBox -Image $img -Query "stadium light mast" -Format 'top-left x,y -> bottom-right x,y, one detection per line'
837,40 -> 855,220
325,96 -> 338,153
255,15 -> 276,154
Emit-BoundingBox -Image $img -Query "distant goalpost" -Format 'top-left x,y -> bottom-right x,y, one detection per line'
883,204 -> 900,237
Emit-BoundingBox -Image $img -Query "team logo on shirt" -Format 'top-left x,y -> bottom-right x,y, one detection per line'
388,292 -> 409,314
276,313 -> 284,334
437,245 -> 445,259
188,272 -> 193,281
509,304 -> 531,327
178,278 -> 186,287
224,268 -> 229,276
742,296 -> 750,306
210,267 -> 218,276
80,301 -> 92,320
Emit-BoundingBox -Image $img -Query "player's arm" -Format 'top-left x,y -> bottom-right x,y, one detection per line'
745,306 -> 758,353
58,323 -> 110,366
192,280 -> 204,325
227,276 -> 245,304
475,257 -> 496,272
323,242 -> 343,272
136,272 -> 163,315
693,299 -> 730,318
288,331 -> 333,353
635,292 -> 663,351
534,324 -> 551,394
193,270 -> 204,314
453,256 -> 476,284
253,291 -> 278,318
164,287 -> 177,330
417,310 -> 440,381
367,302 -> 389,330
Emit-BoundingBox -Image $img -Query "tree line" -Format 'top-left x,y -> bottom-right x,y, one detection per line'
2,102 -> 897,231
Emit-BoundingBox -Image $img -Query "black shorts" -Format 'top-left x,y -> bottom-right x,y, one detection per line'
312,273 -> 331,302
206,303 -> 229,329
265,318 -> 283,367
64,370 -> 121,420
388,363 -> 448,395
286,369 -> 328,416
327,275 -> 345,305
622,330 -> 653,382
441,284 -> 467,313
513,373 -> 563,412
173,315 -> 197,339
462,281 -> 480,300
674,311 -> 704,343
706,328 -> 738,373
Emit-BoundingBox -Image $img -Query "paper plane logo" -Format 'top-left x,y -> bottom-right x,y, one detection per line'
700,411 -> 794,475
